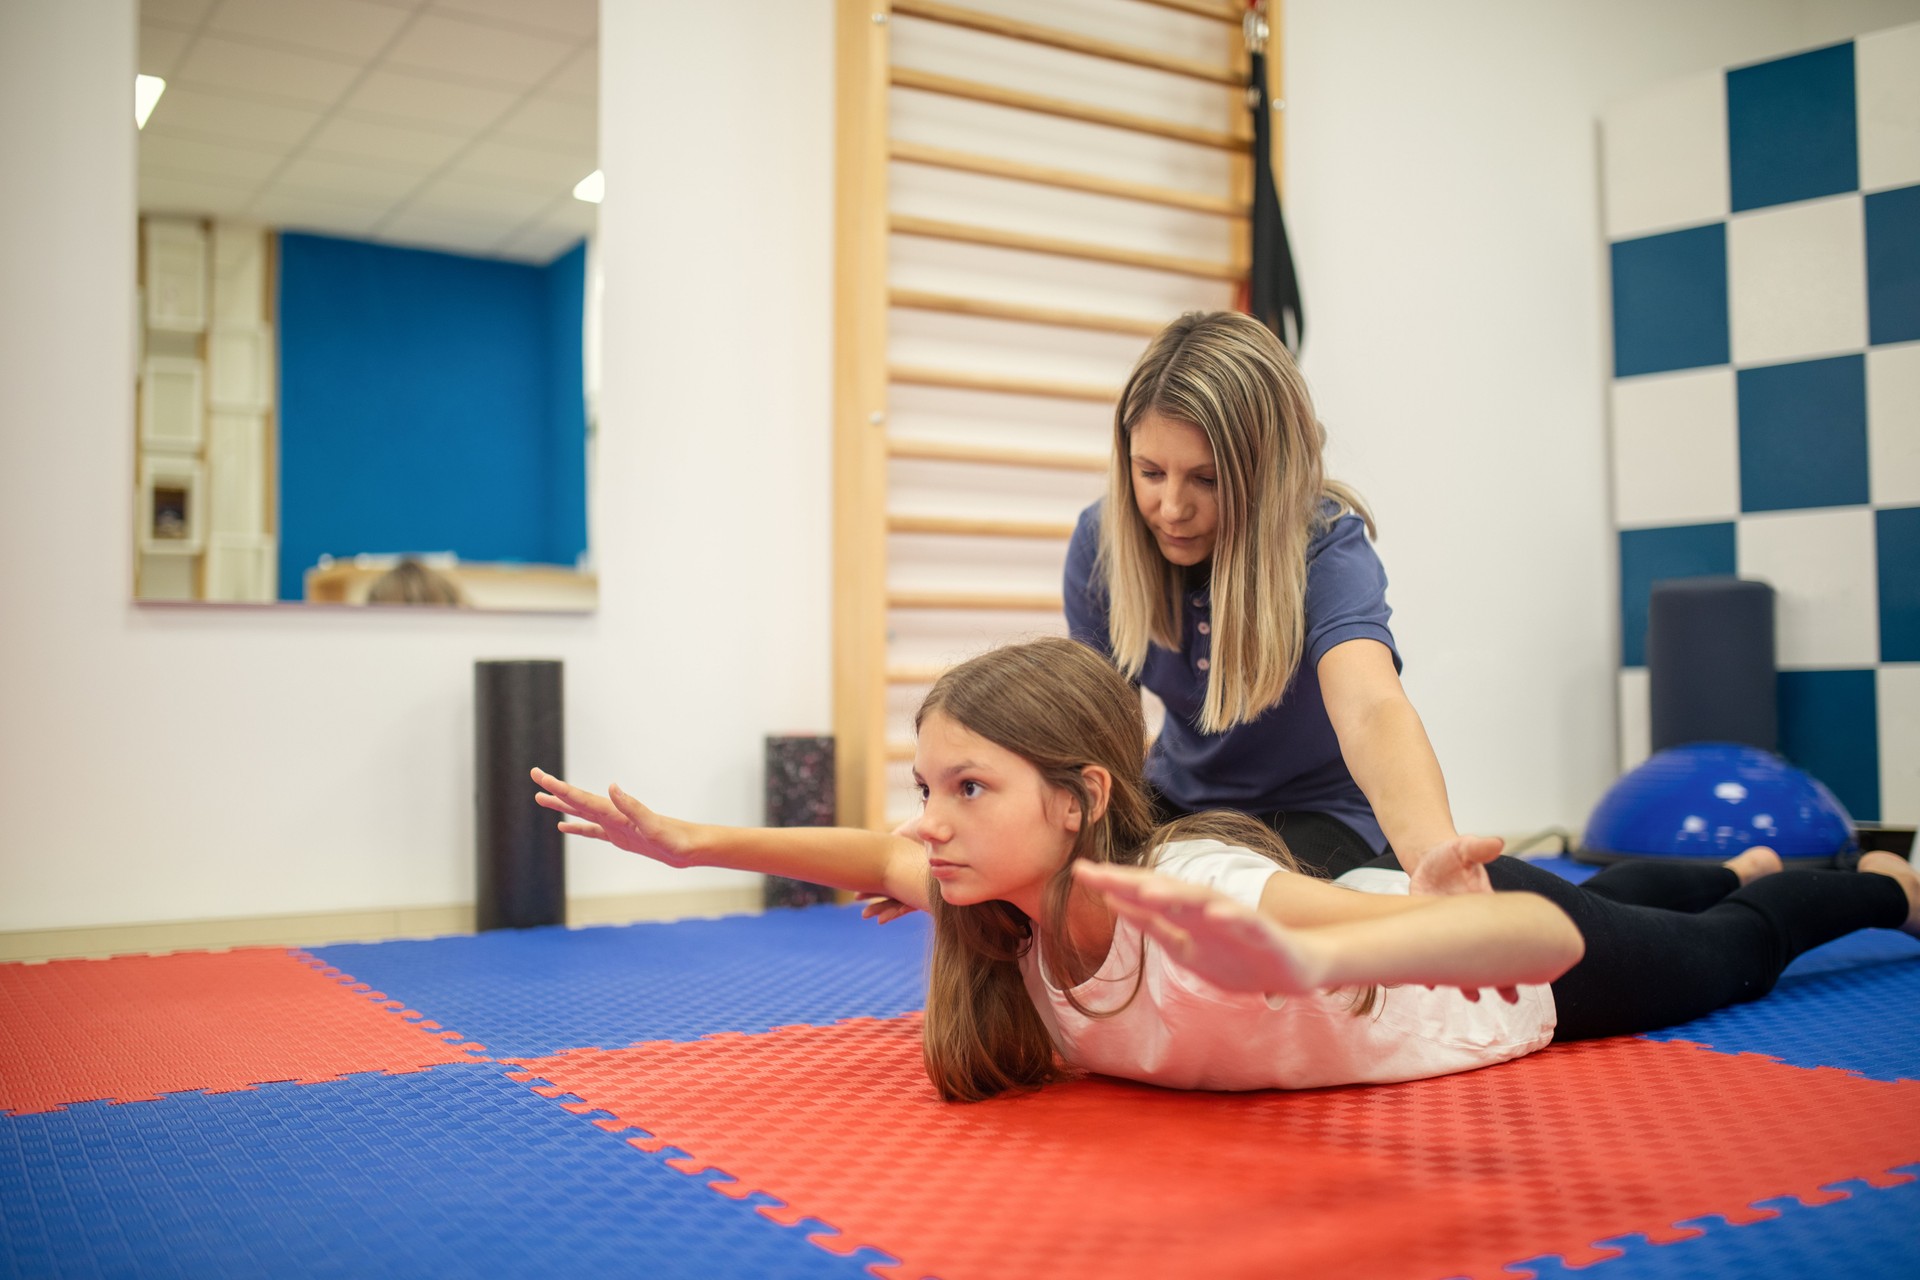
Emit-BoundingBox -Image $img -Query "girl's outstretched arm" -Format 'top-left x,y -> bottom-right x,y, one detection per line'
531,768 -> 933,912
1074,862 -> 1583,998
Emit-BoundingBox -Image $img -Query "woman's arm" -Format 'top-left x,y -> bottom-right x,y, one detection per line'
531,768 -> 933,912
1075,861 -> 1584,998
1317,637 -> 1466,877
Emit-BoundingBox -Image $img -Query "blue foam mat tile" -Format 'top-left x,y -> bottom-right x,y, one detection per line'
0,1064 -> 877,1280
1505,1167 -> 1920,1280
1644,946 -> 1920,1081
308,904 -> 929,1057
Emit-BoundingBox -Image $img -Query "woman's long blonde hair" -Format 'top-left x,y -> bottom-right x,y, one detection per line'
1101,311 -> 1374,732
917,637 -> 1337,1103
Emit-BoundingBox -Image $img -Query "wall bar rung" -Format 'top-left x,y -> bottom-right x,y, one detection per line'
889,67 -> 1249,152
886,664 -> 951,685
889,364 -> 1118,402
1132,0 -> 1245,23
891,0 -> 1243,86
886,436 -> 1109,472
888,513 -> 1076,539
889,140 -> 1245,218
892,213 -> 1242,281
885,740 -> 917,762
887,589 -> 1066,611
889,288 -> 1166,337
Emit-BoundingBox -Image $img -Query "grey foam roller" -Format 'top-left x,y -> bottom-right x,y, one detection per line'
476,659 -> 565,930
1647,577 -> 1776,753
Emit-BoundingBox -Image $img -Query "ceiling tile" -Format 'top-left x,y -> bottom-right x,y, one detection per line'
173,35 -> 362,108
139,170 -> 262,218
492,93 -> 595,151
208,0 -> 413,62
450,137 -> 595,191
495,222 -> 590,265
143,0 -> 218,24
341,68 -> 521,131
276,154 -> 426,203
543,46 -> 595,103
383,14 -> 575,89
542,197 -> 598,237
306,116 -> 470,172
141,85 -> 324,148
428,0 -> 596,41
140,132 -> 287,185
140,21 -> 195,78
403,176 -> 558,223
374,208 -> 522,258
251,190 -> 392,238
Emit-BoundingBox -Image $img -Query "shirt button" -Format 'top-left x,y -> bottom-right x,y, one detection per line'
1197,622 -> 1210,636
1197,658 -> 1210,671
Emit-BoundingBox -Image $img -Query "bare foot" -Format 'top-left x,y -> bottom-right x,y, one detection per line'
1723,845 -> 1783,885
1858,852 -> 1920,937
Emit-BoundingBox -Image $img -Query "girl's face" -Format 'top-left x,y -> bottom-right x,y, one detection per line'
1129,411 -> 1219,567
909,710 -> 1081,916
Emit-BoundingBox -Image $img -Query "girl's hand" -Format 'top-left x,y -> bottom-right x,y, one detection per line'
530,767 -> 702,868
1408,835 -> 1505,896
856,815 -> 927,924
1073,862 -> 1330,996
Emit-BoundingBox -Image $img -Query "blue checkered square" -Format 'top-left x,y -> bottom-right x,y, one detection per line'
1727,42 -> 1859,212
1778,669 -> 1881,821
1878,505 -> 1920,660
1865,184 -> 1920,345
1618,524 -> 1738,668
1611,225 -> 1730,377
1736,355 -> 1870,511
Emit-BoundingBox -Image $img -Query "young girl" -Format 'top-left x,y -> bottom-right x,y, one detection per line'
1068,310 -> 1463,878
531,637 -> 1918,1104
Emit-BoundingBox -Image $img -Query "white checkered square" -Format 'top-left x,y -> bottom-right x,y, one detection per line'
1880,665 -> 1920,824
1601,71 -> 1729,239
1617,667 -> 1651,774
1858,23 -> 1920,191
1868,341 -> 1920,505
1609,368 -> 1739,526
1737,507 -> 1880,668
1727,194 -> 1867,365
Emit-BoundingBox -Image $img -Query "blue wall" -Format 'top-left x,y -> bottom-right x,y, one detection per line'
277,234 -> 589,600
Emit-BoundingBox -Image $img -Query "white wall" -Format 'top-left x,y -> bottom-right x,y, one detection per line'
0,0 -> 833,932
1285,0 -> 1920,843
6,0 -> 1917,933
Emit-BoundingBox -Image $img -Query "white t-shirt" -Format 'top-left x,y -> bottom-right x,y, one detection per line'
1019,839 -> 1558,1090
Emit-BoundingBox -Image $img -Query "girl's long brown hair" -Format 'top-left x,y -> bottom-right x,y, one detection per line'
917,637 -> 1361,1104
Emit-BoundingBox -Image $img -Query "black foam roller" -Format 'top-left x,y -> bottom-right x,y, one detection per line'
763,735 -> 838,909
1648,577 -> 1776,753
475,659 -> 565,930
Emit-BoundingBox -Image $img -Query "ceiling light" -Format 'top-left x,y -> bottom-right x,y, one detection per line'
134,75 -> 166,129
572,170 -> 604,204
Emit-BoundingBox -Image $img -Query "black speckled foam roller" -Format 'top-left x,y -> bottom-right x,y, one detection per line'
1648,577 -> 1776,754
476,660 -> 566,930
764,735 -> 838,908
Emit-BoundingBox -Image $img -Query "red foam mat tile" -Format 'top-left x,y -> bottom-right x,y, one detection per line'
0,949 -> 489,1115
514,1016 -> 1920,1280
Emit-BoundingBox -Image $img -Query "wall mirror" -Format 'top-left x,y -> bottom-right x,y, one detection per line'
134,0 -> 600,612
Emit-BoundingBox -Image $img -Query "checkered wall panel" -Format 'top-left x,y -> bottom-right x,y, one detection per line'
1602,24 -> 1920,826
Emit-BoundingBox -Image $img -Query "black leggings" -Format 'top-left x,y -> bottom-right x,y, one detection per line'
1475,857 -> 1909,1041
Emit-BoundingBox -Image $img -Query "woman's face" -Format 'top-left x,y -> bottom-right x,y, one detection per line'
1128,411 -> 1219,567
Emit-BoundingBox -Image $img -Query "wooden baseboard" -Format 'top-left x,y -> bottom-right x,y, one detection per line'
0,885 -> 768,965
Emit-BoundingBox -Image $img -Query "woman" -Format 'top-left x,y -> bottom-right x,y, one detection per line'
1068,310 -> 1462,879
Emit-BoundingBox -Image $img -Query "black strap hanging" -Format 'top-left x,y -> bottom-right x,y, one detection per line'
1242,4 -> 1304,354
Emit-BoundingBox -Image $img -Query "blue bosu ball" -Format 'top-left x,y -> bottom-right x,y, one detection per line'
1580,742 -> 1857,864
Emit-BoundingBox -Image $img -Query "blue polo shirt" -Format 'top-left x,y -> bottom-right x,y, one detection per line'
1063,499 -> 1400,853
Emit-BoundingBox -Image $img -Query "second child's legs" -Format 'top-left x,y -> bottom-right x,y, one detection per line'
1485,857 -> 1912,1042
1578,846 -> 1782,913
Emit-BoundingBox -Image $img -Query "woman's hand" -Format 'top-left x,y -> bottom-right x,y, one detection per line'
1073,862 -> 1330,996
1408,835 -> 1505,896
530,767 -> 703,868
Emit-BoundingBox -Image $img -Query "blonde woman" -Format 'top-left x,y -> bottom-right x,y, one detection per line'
1068,310 -> 1464,879
531,638 -> 1916,1102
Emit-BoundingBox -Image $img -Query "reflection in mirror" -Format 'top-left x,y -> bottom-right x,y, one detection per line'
133,0 -> 600,612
